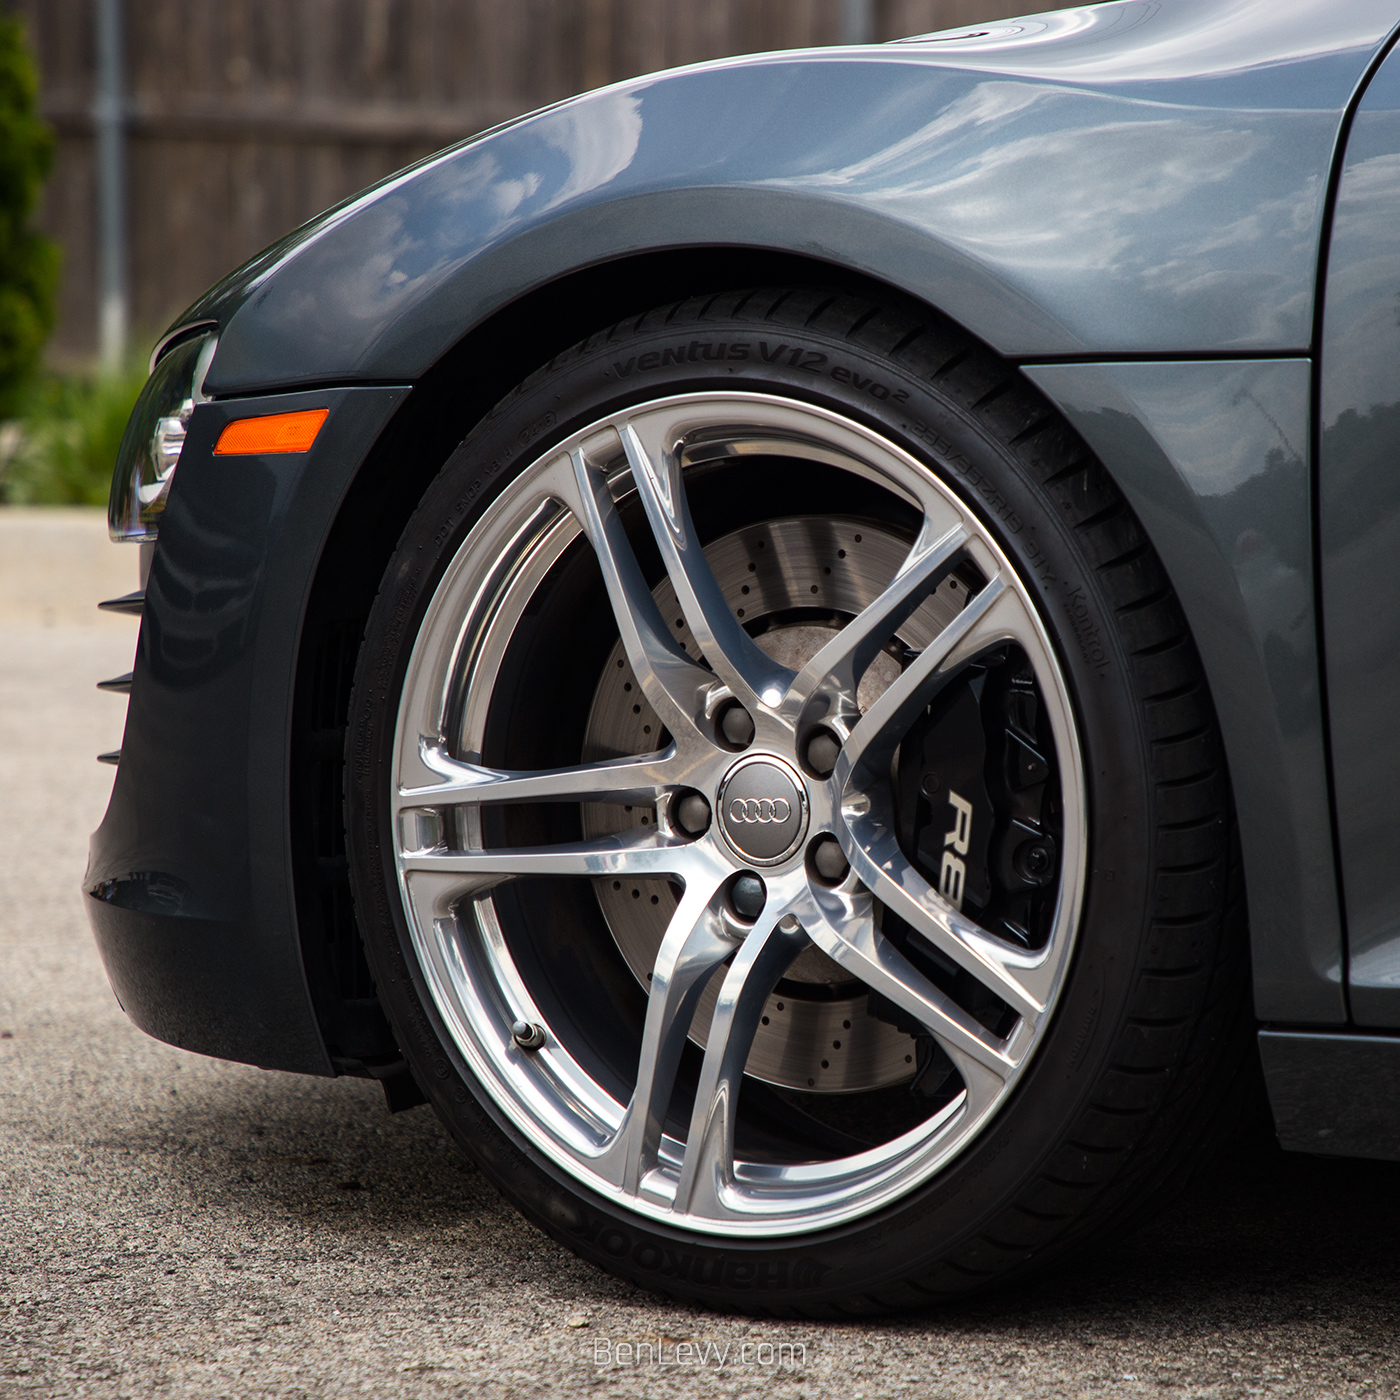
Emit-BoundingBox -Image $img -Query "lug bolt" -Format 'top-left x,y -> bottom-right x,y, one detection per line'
719,703 -> 756,748
1018,841 -> 1056,883
805,729 -> 841,778
675,792 -> 711,836
731,873 -> 766,921
511,1020 -> 546,1051
811,835 -> 849,883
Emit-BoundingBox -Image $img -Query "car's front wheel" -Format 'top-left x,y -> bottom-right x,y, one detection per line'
345,288 -> 1245,1312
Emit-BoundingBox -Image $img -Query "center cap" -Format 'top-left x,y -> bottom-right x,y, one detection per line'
716,755 -> 809,866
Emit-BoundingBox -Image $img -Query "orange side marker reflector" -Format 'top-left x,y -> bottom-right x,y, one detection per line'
214,407 -> 329,456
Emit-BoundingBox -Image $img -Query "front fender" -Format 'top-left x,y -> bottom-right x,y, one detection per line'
1025,358 -> 1343,1024
190,0 -> 1398,397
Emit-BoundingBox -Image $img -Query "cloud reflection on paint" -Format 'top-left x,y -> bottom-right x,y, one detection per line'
258,92 -> 643,338
768,77 -> 1323,344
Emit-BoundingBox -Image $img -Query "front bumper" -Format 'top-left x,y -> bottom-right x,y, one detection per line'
85,384 -> 408,1073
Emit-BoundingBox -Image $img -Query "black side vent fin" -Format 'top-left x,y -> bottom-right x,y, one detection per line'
98,590 -> 144,616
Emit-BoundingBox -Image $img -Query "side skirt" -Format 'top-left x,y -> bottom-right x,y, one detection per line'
1260,1029 -> 1400,1160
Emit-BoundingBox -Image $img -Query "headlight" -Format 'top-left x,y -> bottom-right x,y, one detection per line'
108,329 -> 217,543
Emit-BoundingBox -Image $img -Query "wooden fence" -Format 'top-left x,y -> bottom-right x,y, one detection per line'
10,0 -> 1029,361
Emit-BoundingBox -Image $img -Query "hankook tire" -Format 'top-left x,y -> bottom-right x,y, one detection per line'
345,288 -> 1248,1313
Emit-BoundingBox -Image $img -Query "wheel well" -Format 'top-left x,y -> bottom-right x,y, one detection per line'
287,246 -> 963,1071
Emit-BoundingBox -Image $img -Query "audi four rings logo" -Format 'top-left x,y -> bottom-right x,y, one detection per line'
729,796 -> 792,823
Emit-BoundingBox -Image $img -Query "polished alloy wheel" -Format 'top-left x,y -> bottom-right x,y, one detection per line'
388,392 -> 1085,1236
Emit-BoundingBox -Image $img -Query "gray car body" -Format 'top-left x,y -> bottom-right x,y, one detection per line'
91,0 -> 1400,1158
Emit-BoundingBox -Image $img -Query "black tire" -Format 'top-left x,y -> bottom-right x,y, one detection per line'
345,287 -> 1248,1313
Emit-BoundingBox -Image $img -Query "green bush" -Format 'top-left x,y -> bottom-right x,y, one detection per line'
0,14 -> 58,422
0,361 -> 146,505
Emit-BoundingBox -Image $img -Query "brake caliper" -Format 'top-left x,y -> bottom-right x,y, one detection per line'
872,652 -> 1062,1094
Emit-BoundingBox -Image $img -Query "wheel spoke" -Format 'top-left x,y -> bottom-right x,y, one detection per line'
545,451 -> 715,745
619,417 -> 794,713
804,884 -> 1018,1084
592,871 -> 736,1194
832,576 -> 1057,1018
783,522 -> 968,729
399,828 -> 693,898
838,571 -> 1012,788
672,905 -> 808,1217
395,745 -> 691,812
842,819 -> 1054,1021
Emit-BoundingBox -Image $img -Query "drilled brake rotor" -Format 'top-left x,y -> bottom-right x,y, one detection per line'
581,515 -> 966,1093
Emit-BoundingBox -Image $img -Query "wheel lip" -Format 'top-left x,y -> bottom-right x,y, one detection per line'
388,389 -> 1088,1238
